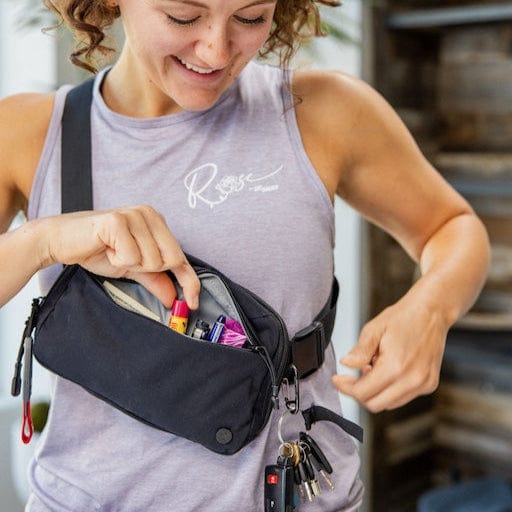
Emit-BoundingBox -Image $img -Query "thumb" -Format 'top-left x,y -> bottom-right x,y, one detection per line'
341,325 -> 380,369
129,271 -> 177,309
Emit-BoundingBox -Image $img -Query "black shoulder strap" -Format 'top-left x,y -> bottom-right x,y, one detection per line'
61,78 -> 95,213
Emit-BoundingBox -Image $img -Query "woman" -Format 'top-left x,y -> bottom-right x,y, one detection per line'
0,0 -> 490,510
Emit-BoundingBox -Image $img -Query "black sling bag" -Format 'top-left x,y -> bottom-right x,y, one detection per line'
12,79 -> 363,455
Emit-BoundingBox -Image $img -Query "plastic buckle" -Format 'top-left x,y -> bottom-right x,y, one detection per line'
291,321 -> 325,379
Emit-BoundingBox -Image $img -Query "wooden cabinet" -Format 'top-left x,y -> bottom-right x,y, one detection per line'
364,2 -> 512,510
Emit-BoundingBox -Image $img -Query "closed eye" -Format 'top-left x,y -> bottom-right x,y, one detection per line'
233,15 -> 266,25
166,14 -> 201,26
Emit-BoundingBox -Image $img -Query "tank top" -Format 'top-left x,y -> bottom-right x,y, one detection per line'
27,61 -> 363,512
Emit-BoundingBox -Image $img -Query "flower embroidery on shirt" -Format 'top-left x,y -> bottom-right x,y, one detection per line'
184,163 -> 283,209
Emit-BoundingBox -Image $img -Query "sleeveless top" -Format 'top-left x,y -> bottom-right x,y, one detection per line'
27,61 -> 363,512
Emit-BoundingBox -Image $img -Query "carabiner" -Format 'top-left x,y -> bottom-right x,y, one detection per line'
282,364 -> 300,415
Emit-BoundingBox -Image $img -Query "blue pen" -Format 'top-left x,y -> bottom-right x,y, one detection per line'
208,315 -> 226,343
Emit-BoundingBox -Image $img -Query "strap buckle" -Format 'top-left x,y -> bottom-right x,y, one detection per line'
291,321 -> 325,379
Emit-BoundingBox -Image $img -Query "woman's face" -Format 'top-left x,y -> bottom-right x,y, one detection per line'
117,0 -> 277,114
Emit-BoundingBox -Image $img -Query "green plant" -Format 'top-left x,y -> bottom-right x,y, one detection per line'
31,401 -> 50,433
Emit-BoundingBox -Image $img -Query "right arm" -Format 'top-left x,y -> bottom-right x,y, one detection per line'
0,93 -> 200,309
0,92 -> 52,304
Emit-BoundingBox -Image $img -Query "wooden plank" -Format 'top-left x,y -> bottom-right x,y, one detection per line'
384,411 -> 436,464
435,153 -> 512,179
435,423 -> 512,461
436,383 -> 512,432
441,330 -> 512,393
456,312 -> 512,330
386,4 -> 512,29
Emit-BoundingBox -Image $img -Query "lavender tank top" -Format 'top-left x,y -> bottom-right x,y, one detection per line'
27,61 -> 362,512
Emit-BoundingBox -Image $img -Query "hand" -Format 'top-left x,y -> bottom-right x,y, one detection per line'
332,293 -> 448,412
37,205 -> 200,309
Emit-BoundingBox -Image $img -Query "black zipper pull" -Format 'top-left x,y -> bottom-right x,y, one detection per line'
253,345 -> 280,410
11,298 -> 41,397
10,298 -> 41,444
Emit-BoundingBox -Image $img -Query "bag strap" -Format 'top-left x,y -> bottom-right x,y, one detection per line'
61,79 -> 95,213
302,405 -> 363,443
60,78 -> 338,379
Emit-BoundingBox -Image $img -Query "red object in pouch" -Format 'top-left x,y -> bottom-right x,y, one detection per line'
169,299 -> 189,333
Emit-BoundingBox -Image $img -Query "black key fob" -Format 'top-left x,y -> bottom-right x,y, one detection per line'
264,464 -> 295,512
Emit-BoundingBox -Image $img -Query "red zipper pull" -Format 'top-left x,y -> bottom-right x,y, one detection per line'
22,401 -> 33,444
21,331 -> 34,444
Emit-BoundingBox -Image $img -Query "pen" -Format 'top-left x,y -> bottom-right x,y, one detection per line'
207,315 -> 226,343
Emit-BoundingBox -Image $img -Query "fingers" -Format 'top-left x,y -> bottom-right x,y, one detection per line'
341,322 -> 381,370
333,358 -> 440,412
100,206 -> 201,309
50,205 -> 201,309
333,305 -> 446,413
130,206 -> 200,309
129,272 -> 177,309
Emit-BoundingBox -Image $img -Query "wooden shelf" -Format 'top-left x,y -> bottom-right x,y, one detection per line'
368,3 -> 512,509
435,152 -> 512,178
456,312 -> 512,331
386,3 -> 512,29
434,152 -> 512,198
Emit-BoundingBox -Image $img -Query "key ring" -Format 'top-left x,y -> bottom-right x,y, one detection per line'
277,409 -> 294,445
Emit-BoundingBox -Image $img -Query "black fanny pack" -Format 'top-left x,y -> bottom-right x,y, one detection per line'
11,79 -> 362,454
13,257 -> 343,454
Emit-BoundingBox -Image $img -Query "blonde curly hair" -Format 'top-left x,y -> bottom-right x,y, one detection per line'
43,0 -> 340,73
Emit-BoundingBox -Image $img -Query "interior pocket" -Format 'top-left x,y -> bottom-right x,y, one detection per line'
101,272 -> 251,347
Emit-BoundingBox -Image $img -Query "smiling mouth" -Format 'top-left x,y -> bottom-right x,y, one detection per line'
175,57 -> 220,75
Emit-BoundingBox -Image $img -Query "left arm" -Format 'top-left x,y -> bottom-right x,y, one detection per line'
294,71 -> 490,412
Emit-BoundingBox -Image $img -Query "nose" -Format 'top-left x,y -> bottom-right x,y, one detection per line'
195,23 -> 232,69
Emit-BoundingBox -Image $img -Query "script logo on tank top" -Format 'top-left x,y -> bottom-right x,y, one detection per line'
184,163 -> 283,209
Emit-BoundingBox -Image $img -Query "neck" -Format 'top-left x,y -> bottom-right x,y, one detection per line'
101,49 -> 183,118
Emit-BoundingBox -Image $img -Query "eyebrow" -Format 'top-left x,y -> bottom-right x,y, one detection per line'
165,0 -> 277,8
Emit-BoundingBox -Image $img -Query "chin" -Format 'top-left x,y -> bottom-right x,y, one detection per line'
176,94 -> 223,113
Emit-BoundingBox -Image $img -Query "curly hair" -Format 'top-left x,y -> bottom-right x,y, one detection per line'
43,0 -> 340,74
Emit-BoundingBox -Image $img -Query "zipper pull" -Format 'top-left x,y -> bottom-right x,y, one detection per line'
10,298 -> 41,444
253,345 -> 280,410
21,333 -> 34,444
11,297 -> 41,397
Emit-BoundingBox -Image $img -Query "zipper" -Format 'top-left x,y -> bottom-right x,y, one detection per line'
195,267 -> 292,411
11,297 -> 42,444
252,345 -> 280,409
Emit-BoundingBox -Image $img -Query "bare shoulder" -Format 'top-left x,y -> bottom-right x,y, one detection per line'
292,69 -> 398,199
293,69 -> 366,114
292,69 -> 422,198
292,69 -> 403,148
0,92 -> 54,228
0,92 -> 55,165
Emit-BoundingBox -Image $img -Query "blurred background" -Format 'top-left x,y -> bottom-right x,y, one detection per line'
1,0 -> 512,511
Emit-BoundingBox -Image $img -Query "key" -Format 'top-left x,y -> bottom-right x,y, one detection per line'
302,447 -> 322,497
293,465 -> 305,501
299,432 -> 333,473
299,432 -> 335,491
290,442 -> 301,467
279,442 -> 294,460
297,458 -> 314,502
265,455 -> 295,512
